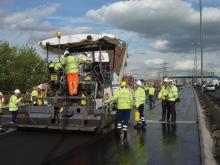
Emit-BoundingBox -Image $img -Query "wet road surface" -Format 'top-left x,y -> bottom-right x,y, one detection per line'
0,85 -> 201,165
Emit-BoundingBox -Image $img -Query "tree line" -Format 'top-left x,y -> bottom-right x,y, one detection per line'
0,41 -> 46,92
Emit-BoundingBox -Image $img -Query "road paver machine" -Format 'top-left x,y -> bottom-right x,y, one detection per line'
2,33 -> 128,133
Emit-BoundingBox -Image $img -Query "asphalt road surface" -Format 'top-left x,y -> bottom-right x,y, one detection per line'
0,85 -> 201,165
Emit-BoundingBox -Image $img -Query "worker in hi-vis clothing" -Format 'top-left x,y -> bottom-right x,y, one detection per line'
158,79 -> 169,121
9,89 -> 23,124
0,92 -> 5,115
134,80 -> 146,128
30,86 -> 39,105
104,81 -> 133,137
148,85 -> 155,109
61,50 -> 90,95
167,80 -> 178,123
54,62 -> 62,71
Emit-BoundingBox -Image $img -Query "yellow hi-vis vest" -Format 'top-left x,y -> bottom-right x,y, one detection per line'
144,84 -> 148,91
31,89 -> 39,102
135,87 -> 146,107
167,85 -> 178,102
148,87 -> 155,96
61,54 -> 88,73
106,87 -> 133,110
9,95 -> 22,112
48,62 -> 54,68
54,62 -> 62,70
158,86 -> 169,100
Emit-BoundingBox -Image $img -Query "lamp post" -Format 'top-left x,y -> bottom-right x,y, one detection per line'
199,0 -> 204,92
192,42 -> 200,83
56,31 -> 62,62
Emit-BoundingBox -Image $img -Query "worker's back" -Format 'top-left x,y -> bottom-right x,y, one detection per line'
149,86 -> 155,96
62,55 -> 80,73
135,87 -> 145,107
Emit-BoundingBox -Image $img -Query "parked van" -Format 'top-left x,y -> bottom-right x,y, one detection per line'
212,79 -> 219,88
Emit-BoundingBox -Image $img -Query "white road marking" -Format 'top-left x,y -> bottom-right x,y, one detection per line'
146,120 -> 197,124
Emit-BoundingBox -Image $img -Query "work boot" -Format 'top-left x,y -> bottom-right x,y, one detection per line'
142,120 -> 146,126
123,130 -> 127,138
134,122 -> 142,129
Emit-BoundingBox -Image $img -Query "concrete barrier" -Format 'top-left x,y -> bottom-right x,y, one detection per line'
194,88 -> 218,165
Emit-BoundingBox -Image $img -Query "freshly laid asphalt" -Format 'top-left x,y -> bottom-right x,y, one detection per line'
0,85 -> 201,165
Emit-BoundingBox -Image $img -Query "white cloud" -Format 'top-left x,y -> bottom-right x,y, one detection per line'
174,60 -> 194,70
3,4 -> 59,31
87,0 -> 220,53
0,4 -> 98,43
145,59 -> 164,65
151,40 -> 168,51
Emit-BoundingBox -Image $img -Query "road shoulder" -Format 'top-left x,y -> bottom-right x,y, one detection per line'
194,89 -> 218,165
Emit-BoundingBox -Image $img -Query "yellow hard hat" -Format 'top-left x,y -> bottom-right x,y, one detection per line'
120,81 -> 127,87
84,75 -> 92,81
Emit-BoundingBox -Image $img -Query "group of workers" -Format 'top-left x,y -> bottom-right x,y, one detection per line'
0,77 -> 178,127
0,48 -> 178,128
158,78 -> 179,123
48,50 -> 90,96
0,50 -> 91,123
104,78 -> 178,137
0,86 -> 44,124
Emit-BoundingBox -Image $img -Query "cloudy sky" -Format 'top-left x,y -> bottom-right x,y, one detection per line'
0,0 -> 220,79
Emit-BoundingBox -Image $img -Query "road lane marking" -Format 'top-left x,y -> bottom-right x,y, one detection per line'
146,120 -> 197,124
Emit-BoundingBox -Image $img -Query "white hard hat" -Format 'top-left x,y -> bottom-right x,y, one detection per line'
44,100 -> 48,105
164,78 -> 169,83
37,84 -> 43,90
14,89 -> 21,94
0,92 -> 3,96
64,50 -> 70,56
136,80 -> 142,86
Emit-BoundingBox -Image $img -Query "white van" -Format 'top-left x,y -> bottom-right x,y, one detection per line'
212,79 -> 219,88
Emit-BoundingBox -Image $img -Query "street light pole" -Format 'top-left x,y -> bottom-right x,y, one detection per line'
192,42 -> 200,83
56,31 -> 62,62
199,0 -> 204,92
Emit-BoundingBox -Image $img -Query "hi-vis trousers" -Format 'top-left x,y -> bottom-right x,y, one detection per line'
66,73 -> 79,95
